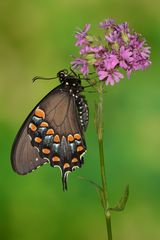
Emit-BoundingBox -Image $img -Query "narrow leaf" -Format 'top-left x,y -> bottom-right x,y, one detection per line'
109,185 -> 129,212
78,176 -> 102,191
78,176 -> 106,209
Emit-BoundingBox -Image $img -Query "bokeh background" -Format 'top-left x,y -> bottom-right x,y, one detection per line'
0,0 -> 160,239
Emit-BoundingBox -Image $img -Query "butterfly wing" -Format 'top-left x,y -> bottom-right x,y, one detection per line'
11,117 -> 48,175
11,86 -> 61,175
11,86 -> 87,189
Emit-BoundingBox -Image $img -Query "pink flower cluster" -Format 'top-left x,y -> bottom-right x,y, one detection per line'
71,19 -> 151,86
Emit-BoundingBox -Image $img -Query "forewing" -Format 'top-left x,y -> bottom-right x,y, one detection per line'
11,86 -> 64,174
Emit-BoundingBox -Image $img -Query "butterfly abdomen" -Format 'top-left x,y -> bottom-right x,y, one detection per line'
76,96 -> 89,131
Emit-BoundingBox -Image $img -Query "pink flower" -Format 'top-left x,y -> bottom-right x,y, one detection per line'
106,70 -> 124,85
97,54 -> 123,85
119,46 -> 133,69
71,58 -> 89,75
80,45 -> 105,55
115,22 -> 129,33
71,19 -> 151,86
100,19 -> 115,29
98,69 -> 124,85
75,24 -> 91,46
105,31 -> 120,43
104,54 -> 119,70
80,45 -> 91,54
81,63 -> 89,75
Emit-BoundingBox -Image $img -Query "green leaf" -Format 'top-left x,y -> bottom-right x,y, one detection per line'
88,58 -> 97,65
112,41 -> 119,51
121,31 -> 129,44
78,176 -> 106,209
109,185 -> 129,212
86,35 -> 94,42
78,176 -> 102,191
85,53 -> 95,60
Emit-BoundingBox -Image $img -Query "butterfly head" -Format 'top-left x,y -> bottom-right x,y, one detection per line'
57,69 -> 68,82
57,69 -> 83,92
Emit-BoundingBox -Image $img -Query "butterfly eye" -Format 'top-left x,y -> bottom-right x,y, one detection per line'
57,71 -> 64,79
57,69 -> 68,79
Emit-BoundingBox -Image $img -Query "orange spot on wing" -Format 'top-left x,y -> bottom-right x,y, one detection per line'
77,146 -> 84,152
72,158 -> 78,163
54,135 -> 60,143
46,129 -> 54,135
52,156 -> 60,162
67,134 -> 74,142
63,163 -> 70,169
42,148 -> 50,154
35,108 -> 45,119
35,137 -> 42,143
40,122 -> 49,127
74,134 -> 81,140
29,123 -> 37,131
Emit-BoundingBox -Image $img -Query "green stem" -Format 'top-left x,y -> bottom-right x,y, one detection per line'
95,84 -> 113,240
106,211 -> 112,240
98,138 -> 108,207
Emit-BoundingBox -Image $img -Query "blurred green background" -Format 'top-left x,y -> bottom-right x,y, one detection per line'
0,0 -> 160,239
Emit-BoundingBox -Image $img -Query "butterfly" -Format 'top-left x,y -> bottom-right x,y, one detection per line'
11,69 -> 89,190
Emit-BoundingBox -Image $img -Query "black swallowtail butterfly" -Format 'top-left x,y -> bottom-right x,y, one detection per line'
11,69 -> 89,190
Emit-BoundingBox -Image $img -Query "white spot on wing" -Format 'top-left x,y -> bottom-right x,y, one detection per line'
44,157 -> 50,162
28,134 -> 32,141
34,146 -> 40,152
72,166 -> 79,170
54,165 -> 62,175
64,171 -> 71,179
80,150 -> 87,159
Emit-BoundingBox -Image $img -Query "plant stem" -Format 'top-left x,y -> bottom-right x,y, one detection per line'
95,84 -> 112,240
99,138 -> 112,239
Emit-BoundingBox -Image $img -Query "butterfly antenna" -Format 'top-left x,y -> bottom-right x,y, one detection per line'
32,76 -> 57,83
79,71 -> 96,76
69,67 -> 78,76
